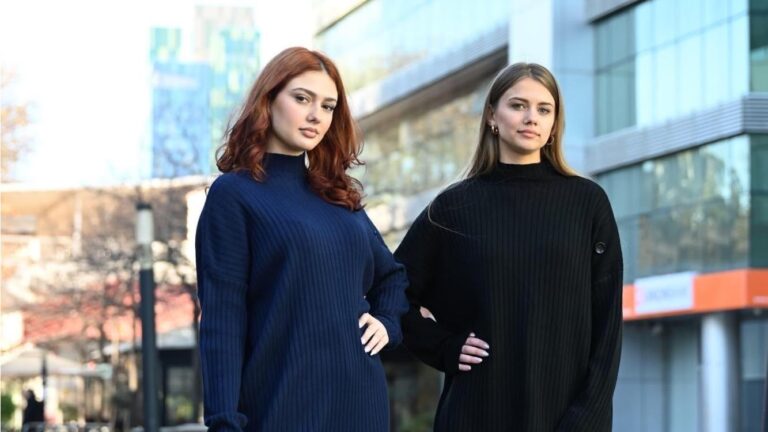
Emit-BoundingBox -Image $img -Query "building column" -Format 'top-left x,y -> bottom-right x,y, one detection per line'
700,312 -> 739,432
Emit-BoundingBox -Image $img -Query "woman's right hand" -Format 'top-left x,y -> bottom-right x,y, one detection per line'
459,332 -> 490,372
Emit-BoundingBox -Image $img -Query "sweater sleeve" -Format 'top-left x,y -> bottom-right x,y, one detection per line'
394,206 -> 469,376
557,187 -> 623,432
359,210 -> 409,349
195,176 -> 251,432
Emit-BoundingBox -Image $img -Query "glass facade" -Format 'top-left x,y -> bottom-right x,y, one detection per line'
315,0 -> 508,91
613,321 -> 700,431
752,0 -> 768,90
740,318 -> 768,432
353,78 -> 492,204
595,0 -> 750,135
150,8 -> 259,178
194,7 -> 260,172
597,136 -> 754,283
752,135 -> 768,267
151,29 -> 213,178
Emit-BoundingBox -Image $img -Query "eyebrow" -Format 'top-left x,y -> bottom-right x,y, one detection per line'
508,96 -> 553,106
290,87 -> 337,103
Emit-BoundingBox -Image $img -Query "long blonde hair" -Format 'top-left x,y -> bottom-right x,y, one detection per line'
465,62 -> 577,178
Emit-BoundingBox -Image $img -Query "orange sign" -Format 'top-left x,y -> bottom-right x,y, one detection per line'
622,269 -> 768,320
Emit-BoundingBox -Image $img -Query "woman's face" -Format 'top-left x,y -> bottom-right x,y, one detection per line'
266,70 -> 338,155
489,77 -> 556,164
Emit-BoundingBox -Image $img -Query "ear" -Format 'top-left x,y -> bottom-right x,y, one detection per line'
486,105 -> 496,127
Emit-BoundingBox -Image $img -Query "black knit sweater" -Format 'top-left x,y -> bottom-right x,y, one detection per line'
394,158 -> 623,431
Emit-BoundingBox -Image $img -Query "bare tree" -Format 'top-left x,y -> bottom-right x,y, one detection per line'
1,68 -> 32,182
23,181 -> 204,426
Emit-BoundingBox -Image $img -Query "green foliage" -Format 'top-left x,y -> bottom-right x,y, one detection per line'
0,393 -> 15,425
60,403 -> 78,422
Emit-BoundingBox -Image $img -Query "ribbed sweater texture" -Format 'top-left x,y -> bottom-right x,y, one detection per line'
195,153 -> 409,432
394,158 -> 623,432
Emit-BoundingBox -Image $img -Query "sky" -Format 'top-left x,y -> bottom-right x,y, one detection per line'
1,0 -> 313,187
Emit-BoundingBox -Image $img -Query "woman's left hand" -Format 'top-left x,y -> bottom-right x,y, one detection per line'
359,313 -> 389,355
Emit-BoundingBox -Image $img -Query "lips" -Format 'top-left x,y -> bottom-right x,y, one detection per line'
300,128 -> 318,139
517,130 -> 539,139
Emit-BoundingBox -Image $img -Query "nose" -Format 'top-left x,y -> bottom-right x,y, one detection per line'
307,105 -> 321,124
524,109 -> 538,125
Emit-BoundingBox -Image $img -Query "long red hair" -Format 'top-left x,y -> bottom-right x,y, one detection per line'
216,47 -> 364,210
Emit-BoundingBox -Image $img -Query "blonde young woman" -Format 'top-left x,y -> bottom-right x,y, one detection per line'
395,63 -> 623,431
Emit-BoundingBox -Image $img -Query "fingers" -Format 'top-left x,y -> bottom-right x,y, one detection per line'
419,307 -> 436,322
461,344 -> 489,358
458,332 -> 490,372
369,333 -> 389,355
359,313 -> 389,355
358,313 -> 371,328
361,322 -> 377,346
459,353 -> 483,364
465,333 -> 490,350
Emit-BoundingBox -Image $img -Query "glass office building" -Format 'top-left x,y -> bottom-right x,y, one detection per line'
316,0 -> 768,430
150,7 -> 259,178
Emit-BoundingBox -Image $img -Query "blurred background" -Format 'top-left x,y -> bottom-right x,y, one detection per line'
1,0 -> 766,431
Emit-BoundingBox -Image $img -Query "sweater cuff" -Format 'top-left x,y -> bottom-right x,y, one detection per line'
441,331 -> 472,376
373,314 -> 402,350
204,412 -> 248,432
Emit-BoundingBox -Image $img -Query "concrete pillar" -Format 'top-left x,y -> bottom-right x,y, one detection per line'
700,312 -> 739,432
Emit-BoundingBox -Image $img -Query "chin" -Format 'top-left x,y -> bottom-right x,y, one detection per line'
287,138 -> 321,153
304,138 -> 325,152
508,144 -> 544,154
302,142 -> 322,152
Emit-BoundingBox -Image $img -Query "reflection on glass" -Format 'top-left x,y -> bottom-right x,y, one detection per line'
594,0 -> 751,135
750,0 -> 768,90
316,0 -> 508,91
359,78 -> 490,204
597,136 -> 752,282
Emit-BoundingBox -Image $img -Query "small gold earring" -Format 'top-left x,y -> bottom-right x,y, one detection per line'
491,125 -> 499,135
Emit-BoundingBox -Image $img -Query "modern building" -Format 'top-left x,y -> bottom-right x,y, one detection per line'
150,7 -> 259,178
315,0 -> 768,430
193,6 -> 260,173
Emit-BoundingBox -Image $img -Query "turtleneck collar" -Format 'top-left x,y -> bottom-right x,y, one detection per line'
483,157 -> 561,181
263,152 -> 307,180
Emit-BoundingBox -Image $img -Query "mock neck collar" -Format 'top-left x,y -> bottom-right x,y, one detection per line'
484,157 -> 561,181
263,152 -> 307,180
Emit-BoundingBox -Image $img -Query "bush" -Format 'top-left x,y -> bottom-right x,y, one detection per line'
0,393 -> 15,426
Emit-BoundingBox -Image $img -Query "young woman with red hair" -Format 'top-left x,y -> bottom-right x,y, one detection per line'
195,47 -> 408,432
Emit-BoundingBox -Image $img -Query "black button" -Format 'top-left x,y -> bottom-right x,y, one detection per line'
594,242 -> 606,254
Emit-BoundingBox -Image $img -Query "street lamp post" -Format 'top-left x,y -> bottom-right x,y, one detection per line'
136,202 -> 159,432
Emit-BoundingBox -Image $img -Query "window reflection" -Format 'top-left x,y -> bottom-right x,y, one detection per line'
597,136 -> 754,282
359,79 -> 490,203
594,0 -> 752,135
316,0 -> 508,91
751,0 -> 768,90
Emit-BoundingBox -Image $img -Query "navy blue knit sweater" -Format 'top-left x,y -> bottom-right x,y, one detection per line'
195,153 -> 409,432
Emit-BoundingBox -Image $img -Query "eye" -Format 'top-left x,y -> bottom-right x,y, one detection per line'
294,94 -> 310,104
538,107 -> 552,115
510,103 -> 526,110
322,104 -> 336,112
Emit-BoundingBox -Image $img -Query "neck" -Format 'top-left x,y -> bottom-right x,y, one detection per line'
266,134 -> 305,156
499,149 -> 541,165
483,156 -> 560,181
262,152 -> 307,181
